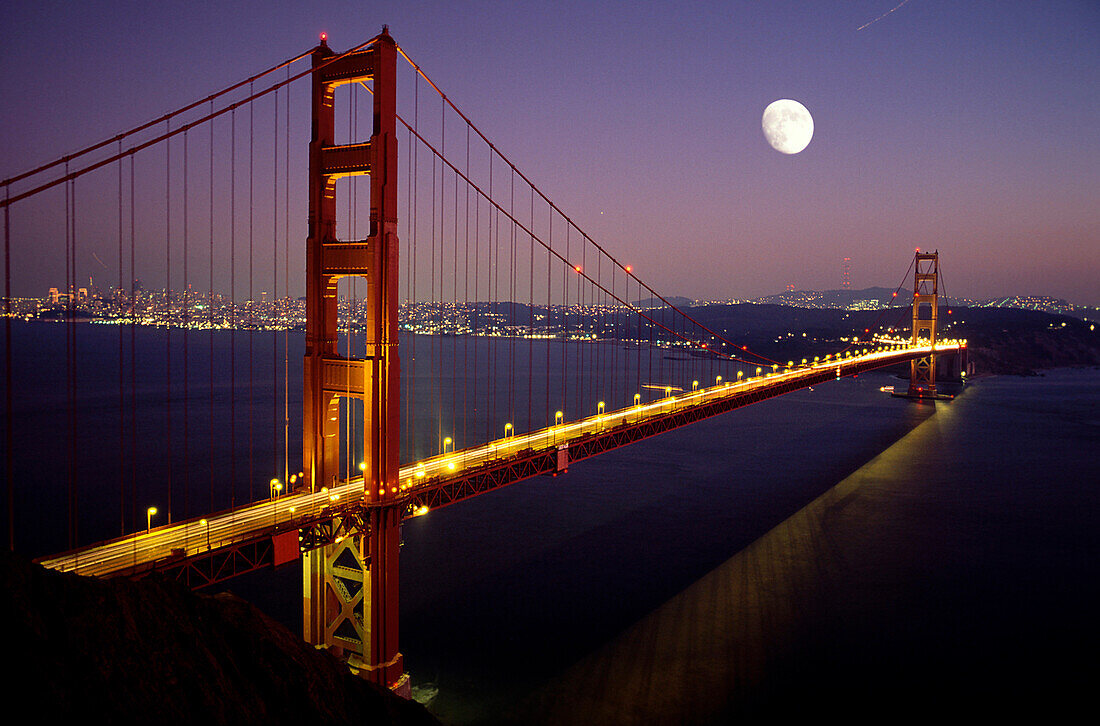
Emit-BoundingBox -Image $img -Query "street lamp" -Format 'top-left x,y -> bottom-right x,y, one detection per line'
270,478 -> 283,500
716,375 -> 722,386
200,518 -> 210,550
443,436 -> 453,454
504,422 -> 513,439
146,507 -> 157,534
634,393 -> 641,407
555,411 -> 564,426
597,401 -> 605,416
737,371 -> 744,382
692,380 -> 699,391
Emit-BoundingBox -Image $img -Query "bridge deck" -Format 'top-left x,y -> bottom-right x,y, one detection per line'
36,343 -> 961,586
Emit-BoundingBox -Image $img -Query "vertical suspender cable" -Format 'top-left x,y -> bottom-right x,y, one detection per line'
485,153 -> 492,443
528,188 -> 533,434
209,101 -> 215,513
129,157 -> 136,533
72,176 -> 79,544
431,133 -> 438,450
284,70 -> 291,485
273,88 -> 280,483
4,185 -> 12,550
452,125 -> 459,450
545,209 -> 551,427
165,121 -> 173,524
65,167 -> 74,547
183,129 -> 190,523
563,225 -> 569,419
508,169 -> 515,430
411,72 -> 418,459
117,144 -> 125,535
248,84 -> 254,502
463,126 -> 470,448
436,98 -> 443,451
230,109 -> 236,510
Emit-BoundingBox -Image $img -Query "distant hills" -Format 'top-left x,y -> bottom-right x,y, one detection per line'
633,295 -> 694,309
720,288 -> 1093,321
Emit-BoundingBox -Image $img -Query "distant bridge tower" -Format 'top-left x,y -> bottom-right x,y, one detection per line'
842,257 -> 851,289
301,28 -> 405,693
908,250 -> 938,398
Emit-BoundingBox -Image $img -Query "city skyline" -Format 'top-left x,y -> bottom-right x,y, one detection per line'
2,1 -> 1098,305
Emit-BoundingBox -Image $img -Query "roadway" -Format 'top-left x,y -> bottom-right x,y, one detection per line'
36,340 -> 961,580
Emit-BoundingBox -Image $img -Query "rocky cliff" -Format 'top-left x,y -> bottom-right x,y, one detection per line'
2,553 -> 439,725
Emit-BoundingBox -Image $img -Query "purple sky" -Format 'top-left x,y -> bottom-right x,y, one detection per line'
2,0 -> 1098,305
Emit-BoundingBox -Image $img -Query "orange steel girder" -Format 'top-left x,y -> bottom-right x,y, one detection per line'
301,28 -> 404,691
908,251 -> 939,397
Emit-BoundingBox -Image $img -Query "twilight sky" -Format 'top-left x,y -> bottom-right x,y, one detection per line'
2,0 -> 1098,305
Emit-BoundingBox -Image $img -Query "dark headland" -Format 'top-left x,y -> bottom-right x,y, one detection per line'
2,552 -> 439,725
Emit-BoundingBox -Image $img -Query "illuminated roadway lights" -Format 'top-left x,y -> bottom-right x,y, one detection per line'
146,507 -> 157,534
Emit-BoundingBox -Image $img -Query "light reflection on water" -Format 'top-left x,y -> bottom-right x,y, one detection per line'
401,369 -> 1098,724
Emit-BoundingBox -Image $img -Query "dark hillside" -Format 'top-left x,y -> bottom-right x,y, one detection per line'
2,553 -> 439,726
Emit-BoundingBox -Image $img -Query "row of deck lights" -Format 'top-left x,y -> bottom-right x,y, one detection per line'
398,339 -> 967,502
134,340 -> 964,547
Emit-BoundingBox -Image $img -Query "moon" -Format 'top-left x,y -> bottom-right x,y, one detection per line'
762,99 -> 814,154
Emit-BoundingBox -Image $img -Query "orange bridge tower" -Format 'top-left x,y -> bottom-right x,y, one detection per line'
908,250 -> 939,398
301,28 -> 405,693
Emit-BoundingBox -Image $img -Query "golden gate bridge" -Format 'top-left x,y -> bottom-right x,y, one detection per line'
2,28 -> 964,695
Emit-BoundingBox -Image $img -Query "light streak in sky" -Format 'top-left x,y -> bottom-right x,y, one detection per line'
857,0 -> 914,31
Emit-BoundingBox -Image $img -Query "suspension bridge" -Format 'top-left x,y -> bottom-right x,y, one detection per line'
2,28 -> 964,695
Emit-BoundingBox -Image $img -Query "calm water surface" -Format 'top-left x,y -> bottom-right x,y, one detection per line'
4,322 -> 1097,723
